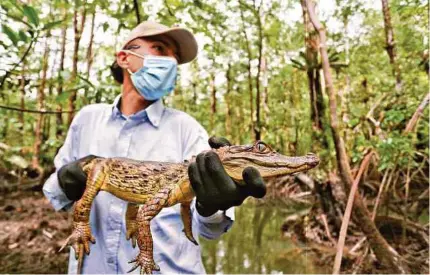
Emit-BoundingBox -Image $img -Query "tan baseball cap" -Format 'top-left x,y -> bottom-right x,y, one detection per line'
121,21 -> 198,64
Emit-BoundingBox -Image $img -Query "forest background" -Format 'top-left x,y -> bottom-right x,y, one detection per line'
0,0 -> 428,274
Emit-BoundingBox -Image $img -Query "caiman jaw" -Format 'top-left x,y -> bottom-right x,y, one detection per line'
217,141 -> 320,182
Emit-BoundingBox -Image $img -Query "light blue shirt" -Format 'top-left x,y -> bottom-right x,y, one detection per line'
43,96 -> 234,274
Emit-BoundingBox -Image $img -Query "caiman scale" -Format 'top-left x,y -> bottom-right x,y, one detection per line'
60,140 -> 319,274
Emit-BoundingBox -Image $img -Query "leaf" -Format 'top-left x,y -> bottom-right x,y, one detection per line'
2,24 -> 19,46
103,22 -> 109,32
77,74 -> 95,88
193,0 -> 203,9
23,5 -> 40,27
6,155 -> 29,169
18,30 -> 28,43
55,91 -> 71,103
290,58 -> 304,70
42,20 -> 63,31
0,40 -> 8,49
0,142 -> 10,152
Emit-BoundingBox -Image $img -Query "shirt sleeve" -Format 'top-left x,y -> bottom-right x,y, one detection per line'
181,118 -> 235,240
42,112 -> 82,211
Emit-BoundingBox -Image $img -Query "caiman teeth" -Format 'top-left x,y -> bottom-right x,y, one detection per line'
236,157 -> 308,169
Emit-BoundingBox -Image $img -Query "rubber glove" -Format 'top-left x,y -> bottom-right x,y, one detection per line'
57,155 -> 97,201
188,137 -> 267,217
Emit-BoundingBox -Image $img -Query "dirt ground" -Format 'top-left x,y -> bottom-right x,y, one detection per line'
1,185 -> 427,274
0,189 -> 71,274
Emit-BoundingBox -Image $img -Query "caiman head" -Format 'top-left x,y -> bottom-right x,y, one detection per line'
215,141 -> 319,183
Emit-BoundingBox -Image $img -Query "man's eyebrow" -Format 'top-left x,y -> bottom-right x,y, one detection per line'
150,39 -> 170,48
125,44 -> 141,50
150,39 -> 179,59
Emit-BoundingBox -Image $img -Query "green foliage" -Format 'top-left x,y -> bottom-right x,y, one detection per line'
22,5 -> 40,27
42,20 -> 64,31
0,142 -> 29,170
0,0 -> 427,183
376,132 -> 415,171
1,24 -> 19,46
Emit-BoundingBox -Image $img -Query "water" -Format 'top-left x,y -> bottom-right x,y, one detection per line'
199,203 -> 324,274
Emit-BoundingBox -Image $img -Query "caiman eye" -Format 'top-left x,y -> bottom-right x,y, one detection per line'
256,142 -> 267,152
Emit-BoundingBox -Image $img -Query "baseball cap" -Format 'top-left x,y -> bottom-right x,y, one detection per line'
120,21 -> 198,64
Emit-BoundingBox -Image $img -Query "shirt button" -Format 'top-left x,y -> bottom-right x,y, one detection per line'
107,257 -> 115,264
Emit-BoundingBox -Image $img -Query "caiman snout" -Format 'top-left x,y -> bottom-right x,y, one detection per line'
305,153 -> 320,168
219,141 -> 321,181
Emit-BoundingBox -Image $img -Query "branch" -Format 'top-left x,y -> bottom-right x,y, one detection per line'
133,0 -> 141,24
404,93 -> 430,133
366,94 -> 388,119
0,38 -> 35,89
333,150 -> 374,274
164,0 -> 174,16
0,105 -> 75,114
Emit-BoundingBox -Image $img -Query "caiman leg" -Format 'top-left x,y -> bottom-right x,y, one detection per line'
128,188 -> 170,274
59,162 -> 107,274
180,201 -> 198,245
126,203 -> 139,248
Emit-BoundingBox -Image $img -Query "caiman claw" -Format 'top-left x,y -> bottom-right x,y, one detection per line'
127,252 -> 160,274
126,220 -> 138,248
59,222 -> 95,274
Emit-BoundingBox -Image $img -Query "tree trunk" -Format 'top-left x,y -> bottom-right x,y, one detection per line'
239,1 -> 255,138
236,87 -> 245,144
68,4 -> 87,126
43,114 -> 50,144
32,34 -> 50,169
301,0 -> 321,129
225,64 -> 232,138
84,8 -> 96,105
2,87 -> 9,139
254,1 -> 263,141
210,73 -> 216,133
289,72 -> 299,154
44,46 -> 58,152
133,0 -> 141,24
301,0 -> 329,151
305,1 -> 409,273
19,62 -> 26,137
340,17 -> 351,141
381,0 -> 402,90
56,17 -> 67,138
191,82 -> 197,108
86,9 -> 96,79
261,57 -> 269,120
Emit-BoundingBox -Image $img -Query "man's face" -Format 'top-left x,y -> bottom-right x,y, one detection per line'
118,35 -> 179,73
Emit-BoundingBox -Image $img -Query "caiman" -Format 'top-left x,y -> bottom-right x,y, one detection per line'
60,140 -> 319,274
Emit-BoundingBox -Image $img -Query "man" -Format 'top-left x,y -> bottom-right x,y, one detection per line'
43,21 -> 265,274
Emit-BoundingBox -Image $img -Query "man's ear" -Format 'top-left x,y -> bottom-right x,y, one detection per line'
116,51 -> 130,69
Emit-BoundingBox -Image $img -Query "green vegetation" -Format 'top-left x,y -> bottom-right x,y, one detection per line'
0,0 -> 428,273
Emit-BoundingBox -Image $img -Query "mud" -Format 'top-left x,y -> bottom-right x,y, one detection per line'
0,190 -> 71,274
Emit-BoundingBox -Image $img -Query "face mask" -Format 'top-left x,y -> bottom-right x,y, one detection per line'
124,50 -> 178,101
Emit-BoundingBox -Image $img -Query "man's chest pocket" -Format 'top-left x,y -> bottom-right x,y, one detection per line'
157,143 -> 182,162
76,123 -> 116,158
130,137 -> 182,162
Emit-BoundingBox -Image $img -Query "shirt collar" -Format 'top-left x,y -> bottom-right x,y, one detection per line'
111,95 -> 164,128
111,95 -> 122,118
145,99 -> 164,127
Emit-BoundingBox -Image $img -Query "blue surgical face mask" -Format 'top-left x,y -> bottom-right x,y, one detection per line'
124,50 -> 178,101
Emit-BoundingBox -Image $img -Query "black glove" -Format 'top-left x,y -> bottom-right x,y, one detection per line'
57,155 -> 97,201
188,137 -> 266,217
